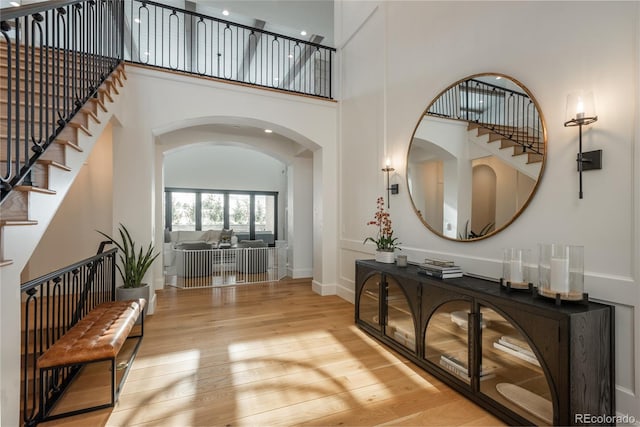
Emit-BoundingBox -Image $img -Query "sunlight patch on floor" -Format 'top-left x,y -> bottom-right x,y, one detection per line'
132,348 -> 202,370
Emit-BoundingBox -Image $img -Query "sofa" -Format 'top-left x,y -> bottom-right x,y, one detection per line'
164,229 -> 238,272
170,229 -> 237,247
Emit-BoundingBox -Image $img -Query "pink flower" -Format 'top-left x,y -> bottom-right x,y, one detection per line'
363,197 -> 401,251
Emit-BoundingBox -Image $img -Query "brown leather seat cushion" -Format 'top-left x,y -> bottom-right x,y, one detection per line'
38,299 -> 146,369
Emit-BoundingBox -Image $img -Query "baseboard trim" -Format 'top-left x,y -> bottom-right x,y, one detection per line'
289,268 -> 313,279
148,292 -> 157,315
336,284 -> 355,304
312,280 -> 337,296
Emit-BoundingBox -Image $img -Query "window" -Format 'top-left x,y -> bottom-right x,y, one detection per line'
169,192 -> 196,231
254,194 -> 276,236
165,188 -> 278,244
229,194 -> 250,234
201,193 -> 224,230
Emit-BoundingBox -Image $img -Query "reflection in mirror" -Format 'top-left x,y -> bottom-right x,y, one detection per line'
407,74 -> 546,241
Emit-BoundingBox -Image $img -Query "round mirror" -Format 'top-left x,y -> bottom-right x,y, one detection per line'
407,73 -> 546,241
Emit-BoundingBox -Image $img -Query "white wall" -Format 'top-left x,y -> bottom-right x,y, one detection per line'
164,144 -> 288,240
21,123 -> 114,280
112,65 -> 337,312
287,156 -> 314,278
165,145 -> 286,191
337,0 -> 640,419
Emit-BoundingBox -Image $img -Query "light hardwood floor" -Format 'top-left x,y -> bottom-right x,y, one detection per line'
42,279 -> 505,426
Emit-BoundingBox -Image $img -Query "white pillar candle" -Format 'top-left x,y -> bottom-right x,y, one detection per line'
510,259 -> 524,283
550,257 -> 570,294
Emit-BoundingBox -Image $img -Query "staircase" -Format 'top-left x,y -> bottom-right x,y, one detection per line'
0,49 -> 126,274
0,30 -> 125,426
467,122 -> 544,180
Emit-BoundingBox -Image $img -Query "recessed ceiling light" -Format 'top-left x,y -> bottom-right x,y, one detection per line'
264,129 -> 273,133
10,1 -> 20,7
134,18 -> 141,24
300,30 -> 307,36
222,9 -> 229,16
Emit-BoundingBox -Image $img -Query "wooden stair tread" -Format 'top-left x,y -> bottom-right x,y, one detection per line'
54,138 -> 83,152
117,64 -> 127,80
89,97 -> 108,112
0,219 -> 38,226
81,109 -> 101,124
105,79 -> 120,94
0,112 -> 89,125
97,87 -> 114,102
14,185 -> 56,195
1,137 -> 82,153
527,153 -> 544,164
36,159 -> 72,171
67,122 -> 92,136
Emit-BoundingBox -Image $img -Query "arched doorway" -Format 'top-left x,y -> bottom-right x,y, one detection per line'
153,118 -> 319,286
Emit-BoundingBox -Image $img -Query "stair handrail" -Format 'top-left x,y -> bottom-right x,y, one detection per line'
70,240 -> 114,324
0,1 -> 87,21
1,0 -> 125,203
20,244 -> 117,426
427,78 -> 544,155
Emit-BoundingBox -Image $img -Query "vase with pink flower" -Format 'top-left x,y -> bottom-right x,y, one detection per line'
364,196 -> 401,263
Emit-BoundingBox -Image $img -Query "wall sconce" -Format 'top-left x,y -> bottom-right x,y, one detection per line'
563,91 -> 602,199
382,158 -> 399,207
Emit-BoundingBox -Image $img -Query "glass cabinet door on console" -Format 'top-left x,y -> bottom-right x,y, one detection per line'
424,300 -> 473,385
359,273 -> 382,331
385,276 -> 416,351
355,260 -> 614,426
479,305 -> 554,425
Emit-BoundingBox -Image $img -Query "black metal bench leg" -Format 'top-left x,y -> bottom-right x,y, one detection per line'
111,358 -> 116,407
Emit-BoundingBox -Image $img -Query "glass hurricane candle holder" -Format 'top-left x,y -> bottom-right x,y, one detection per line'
396,254 -> 408,267
502,248 -> 530,290
538,243 -> 584,301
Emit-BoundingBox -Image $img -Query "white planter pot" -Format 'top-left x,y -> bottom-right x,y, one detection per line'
375,250 -> 395,264
116,284 -> 150,324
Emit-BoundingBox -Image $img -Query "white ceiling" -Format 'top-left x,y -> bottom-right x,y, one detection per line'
191,0 -> 334,46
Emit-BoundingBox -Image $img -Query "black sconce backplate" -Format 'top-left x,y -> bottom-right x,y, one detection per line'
577,149 -> 602,171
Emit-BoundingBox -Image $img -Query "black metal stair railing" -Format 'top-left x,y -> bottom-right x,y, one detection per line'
20,245 -> 117,427
0,0 -> 124,203
125,0 -> 335,99
427,78 -> 544,156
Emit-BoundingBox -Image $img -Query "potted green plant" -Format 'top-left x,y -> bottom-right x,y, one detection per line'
98,224 -> 159,312
363,196 -> 401,263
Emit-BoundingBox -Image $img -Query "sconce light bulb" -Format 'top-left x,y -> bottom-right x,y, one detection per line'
385,157 -> 391,168
576,98 -> 585,119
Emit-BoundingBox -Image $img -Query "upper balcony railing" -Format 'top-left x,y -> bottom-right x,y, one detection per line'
427,78 -> 544,155
124,0 -> 336,99
1,0 -> 335,203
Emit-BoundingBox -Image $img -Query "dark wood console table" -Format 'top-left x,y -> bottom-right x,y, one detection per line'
355,259 -> 615,426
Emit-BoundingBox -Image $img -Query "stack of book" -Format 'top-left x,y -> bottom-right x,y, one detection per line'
418,259 -> 463,279
493,335 -> 540,367
439,354 -> 497,381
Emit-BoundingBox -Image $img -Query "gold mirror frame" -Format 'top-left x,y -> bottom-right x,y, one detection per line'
406,73 -> 547,242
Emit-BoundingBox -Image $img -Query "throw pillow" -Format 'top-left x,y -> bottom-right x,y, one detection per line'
220,228 -> 233,243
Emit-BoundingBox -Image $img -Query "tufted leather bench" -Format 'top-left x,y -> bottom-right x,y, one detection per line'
37,298 -> 146,422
